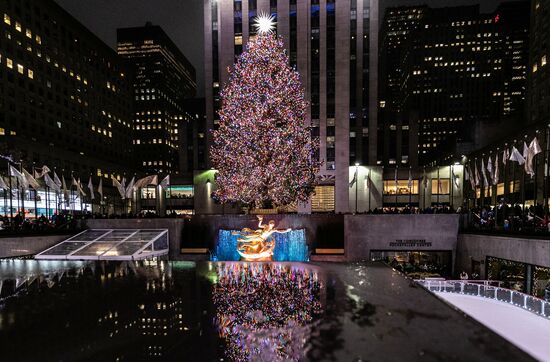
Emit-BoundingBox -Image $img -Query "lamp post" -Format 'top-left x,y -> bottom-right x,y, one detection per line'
355,163 -> 359,213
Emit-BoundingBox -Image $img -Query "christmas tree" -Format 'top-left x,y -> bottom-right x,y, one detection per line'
211,18 -> 319,208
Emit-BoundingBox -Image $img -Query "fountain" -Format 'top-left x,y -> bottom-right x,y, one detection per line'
213,217 -> 309,262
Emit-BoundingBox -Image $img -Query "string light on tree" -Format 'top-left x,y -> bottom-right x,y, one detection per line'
211,24 -> 319,208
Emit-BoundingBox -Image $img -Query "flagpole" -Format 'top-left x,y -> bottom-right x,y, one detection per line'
450,165 -> 454,210
503,145 -> 508,221
368,169 -> 372,211
437,165 -> 440,205
409,167 -> 412,206
534,131 -> 539,209
19,160 -> 25,220
7,163 -> 13,220
545,128 -> 550,222
522,138 -> 527,219
395,166 -> 398,208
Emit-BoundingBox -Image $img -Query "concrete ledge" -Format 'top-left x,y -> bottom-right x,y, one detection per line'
181,248 -> 209,254
0,234 -> 69,258
315,248 -> 345,254
457,234 -> 550,278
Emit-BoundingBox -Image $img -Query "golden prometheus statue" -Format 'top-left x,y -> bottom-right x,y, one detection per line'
234,215 -> 291,261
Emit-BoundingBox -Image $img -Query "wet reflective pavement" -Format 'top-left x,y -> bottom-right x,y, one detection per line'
0,260 -> 532,361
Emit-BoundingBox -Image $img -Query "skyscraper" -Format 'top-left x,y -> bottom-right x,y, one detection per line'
204,0 -> 379,213
528,0 -> 550,125
0,0 -> 134,179
117,23 -> 197,174
380,2 -> 529,166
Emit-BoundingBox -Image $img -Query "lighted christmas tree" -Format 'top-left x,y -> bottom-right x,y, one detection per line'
211,15 -> 319,208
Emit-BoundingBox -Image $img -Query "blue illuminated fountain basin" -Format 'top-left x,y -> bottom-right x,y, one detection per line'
213,229 -> 309,261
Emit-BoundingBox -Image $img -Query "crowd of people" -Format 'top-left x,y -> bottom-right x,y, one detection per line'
466,202 -> 550,233
357,205 -> 457,215
0,212 -> 79,232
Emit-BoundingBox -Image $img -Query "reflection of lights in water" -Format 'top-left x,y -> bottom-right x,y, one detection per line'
211,262 -> 323,361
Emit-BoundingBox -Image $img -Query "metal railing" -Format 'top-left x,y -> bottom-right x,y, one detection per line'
416,279 -> 550,320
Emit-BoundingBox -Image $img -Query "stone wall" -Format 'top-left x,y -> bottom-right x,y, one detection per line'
344,214 -> 460,264
182,214 -> 345,251
457,234 -> 550,279
0,234 -> 68,258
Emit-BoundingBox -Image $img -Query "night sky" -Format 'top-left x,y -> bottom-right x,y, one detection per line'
55,0 -> 507,97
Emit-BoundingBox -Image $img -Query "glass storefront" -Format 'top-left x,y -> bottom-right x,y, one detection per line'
165,185 -> 193,199
487,256 -> 550,299
371,250 -> 452,278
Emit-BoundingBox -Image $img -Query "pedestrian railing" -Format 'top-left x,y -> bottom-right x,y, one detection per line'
416,279 -> 550,320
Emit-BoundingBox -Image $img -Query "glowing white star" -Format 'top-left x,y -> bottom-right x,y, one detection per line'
254,12 -> 276,35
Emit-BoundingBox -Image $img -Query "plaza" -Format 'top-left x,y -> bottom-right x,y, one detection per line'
1,0 -> 550,361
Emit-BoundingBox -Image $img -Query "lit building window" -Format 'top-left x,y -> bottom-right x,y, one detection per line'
15,21 -> 21,32
431,179 -> 450,194
36,35 -> 41,44
25,29 -> 32,38
542,55 -> 547,67
3,14 -> 10,25
6,58 -> 13,69
27,69 -> 33,79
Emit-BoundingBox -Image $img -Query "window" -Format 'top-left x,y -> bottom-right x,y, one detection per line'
25,29 -> 32,38
141,187 -> 156,199
27,69 -> 33,79
542,55 -> 547,67
384,180 -> 419,195
36,35 -> 41,45
6,58 -> 13,69
431,179 -> 450,194
311,185 -> 335,212
17,64 -> 24,74
15,21 -> 21,32
166,185 -> 194,199
3,13 -> 10,25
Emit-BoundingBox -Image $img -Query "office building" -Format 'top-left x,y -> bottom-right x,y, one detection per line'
117,23 -> 197,175
379,2 -> 530,166
0,0 -> 134,179
528,0 -> 550,124
179,98 -> 207,174
204,0 -> 379,213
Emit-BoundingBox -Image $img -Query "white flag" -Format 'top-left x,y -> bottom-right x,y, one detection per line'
502,149 -> 508,166
481,158 -> 488,186
88,177 -> 95,200
53,172 -> 62,188
34,165 -> 51,179
98,178 -> 103,198
72,177 -> 86,196
9,165 -> 28,189
474,161 -> 480,186
112,177 -> 126,199
134,175 -> 158,189
509,146 -> 525,165
487,157 -> 494,181
525,137 -> 542,177
0,176 -> 8,190
44,173 -> 60,192
62,176 -> 70,203
23,168 -> 41,190
492,155 -> 499,186
125,177 -> 135,199
160,175 -> 170,189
